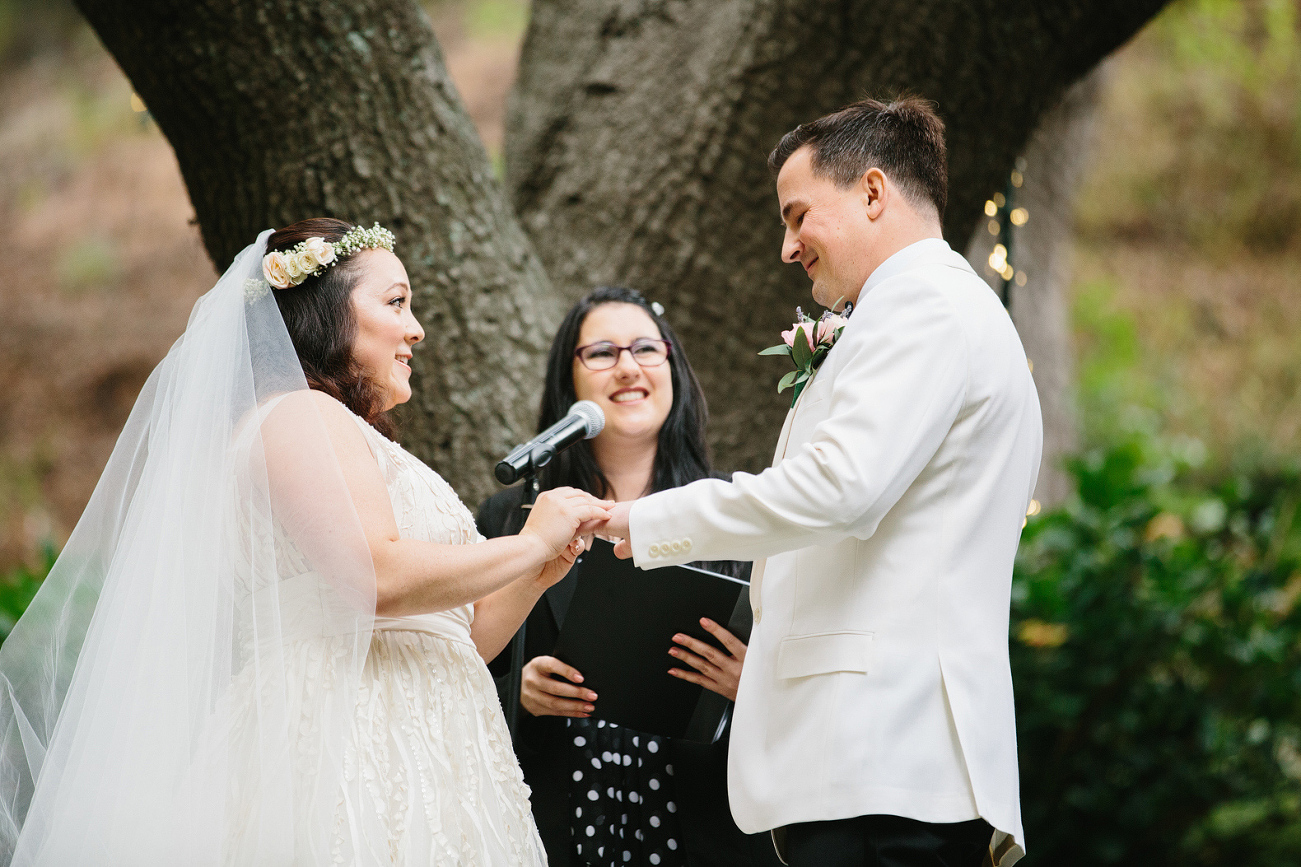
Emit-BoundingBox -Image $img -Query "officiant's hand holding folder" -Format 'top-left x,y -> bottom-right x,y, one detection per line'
551,538 -> 749,741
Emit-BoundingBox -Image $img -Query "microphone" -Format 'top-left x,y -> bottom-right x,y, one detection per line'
495,400 -> 605,485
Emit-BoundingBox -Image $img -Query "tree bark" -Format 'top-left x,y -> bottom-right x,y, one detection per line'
507,0 -> 1169,473
72,0 -> 562,504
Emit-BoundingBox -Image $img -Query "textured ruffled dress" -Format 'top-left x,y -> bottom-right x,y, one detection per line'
227,408 -> 548,865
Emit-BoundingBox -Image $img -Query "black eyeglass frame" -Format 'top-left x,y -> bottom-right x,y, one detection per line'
573,338 -> 674,371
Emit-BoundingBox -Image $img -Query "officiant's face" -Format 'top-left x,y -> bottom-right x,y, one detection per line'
349,249 -> 425,411
572,303 -> 673,445
777,146 -> 876,310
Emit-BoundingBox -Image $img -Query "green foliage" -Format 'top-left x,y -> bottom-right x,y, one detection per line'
0,543 -> 54,643
1013,433 -> 1301,864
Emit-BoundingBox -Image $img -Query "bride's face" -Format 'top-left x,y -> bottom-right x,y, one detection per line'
349,249 -> 424,411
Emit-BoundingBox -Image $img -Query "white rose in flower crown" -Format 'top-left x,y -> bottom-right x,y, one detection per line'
262,252 -> 293,289
302,237 -> 336,269
294,250 -> 319,279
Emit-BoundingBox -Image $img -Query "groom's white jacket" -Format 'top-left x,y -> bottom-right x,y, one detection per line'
628,239 -> 1041,864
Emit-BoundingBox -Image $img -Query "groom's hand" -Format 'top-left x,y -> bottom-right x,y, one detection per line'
605,501 -> 633,559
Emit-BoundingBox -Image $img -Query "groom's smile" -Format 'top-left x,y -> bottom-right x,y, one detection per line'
776,146 -> 877,311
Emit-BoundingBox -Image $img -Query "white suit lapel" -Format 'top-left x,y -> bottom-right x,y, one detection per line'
752,367 -> 826,612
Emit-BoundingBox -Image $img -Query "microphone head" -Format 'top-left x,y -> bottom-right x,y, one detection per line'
568,400 -> 605,439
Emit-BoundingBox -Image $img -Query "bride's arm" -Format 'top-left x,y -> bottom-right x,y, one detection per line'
262,391 -> 608,618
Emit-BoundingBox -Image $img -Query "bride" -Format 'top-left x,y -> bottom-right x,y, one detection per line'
0,218 -> 608,864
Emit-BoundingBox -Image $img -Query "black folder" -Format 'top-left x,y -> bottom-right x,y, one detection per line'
551,537 -> 747,740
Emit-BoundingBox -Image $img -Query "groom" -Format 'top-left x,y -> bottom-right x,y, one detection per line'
605,97 -> 1042,867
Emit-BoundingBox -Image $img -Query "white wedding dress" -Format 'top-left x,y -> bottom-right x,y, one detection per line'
226,405 -> 547,865
0,233 -> 545,865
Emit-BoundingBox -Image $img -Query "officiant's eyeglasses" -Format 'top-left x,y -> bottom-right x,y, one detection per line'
574,339 -> 673,371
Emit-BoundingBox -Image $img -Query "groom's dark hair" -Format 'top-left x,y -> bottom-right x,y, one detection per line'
768,96 -> 948,219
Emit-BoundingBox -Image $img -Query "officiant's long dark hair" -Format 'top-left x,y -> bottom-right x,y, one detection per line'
537,286 -> 713,499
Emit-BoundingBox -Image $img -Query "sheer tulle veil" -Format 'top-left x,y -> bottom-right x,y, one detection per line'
0,231 -> 383,863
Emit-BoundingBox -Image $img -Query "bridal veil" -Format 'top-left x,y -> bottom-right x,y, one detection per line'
0,232 -> 385,863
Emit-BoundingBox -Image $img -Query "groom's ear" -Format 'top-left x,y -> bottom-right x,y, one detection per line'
860,168 -> 887,220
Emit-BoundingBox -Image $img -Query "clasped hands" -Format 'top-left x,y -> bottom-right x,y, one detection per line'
517,495 -> 637,586
515,496 -> 747,718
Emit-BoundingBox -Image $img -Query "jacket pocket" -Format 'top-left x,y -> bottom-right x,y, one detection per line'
776,630 -> 875,679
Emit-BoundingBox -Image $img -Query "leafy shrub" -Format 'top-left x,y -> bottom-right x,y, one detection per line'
0,542 -> 54,644
1013,435 -> 1301,864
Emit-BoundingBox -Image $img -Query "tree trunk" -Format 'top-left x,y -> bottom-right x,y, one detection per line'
72,0 -> 562,504
966,66 -> 1111,507
507,0 -> 1169,473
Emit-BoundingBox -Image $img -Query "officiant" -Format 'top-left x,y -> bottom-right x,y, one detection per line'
478,286 -> 781,867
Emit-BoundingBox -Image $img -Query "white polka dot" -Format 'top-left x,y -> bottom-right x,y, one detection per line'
632,736 -> 639,747
637,758 -> 644,767
650,815 -> 661,828
588,790 -> 599,801
665,763 -> 674,775
621,813 -> 629,825
602,751 -> 613,762
666,801 -> 677,813
650,855 -> 661,865
649,778 -> 660,790
591,757 -> 602,769
622,754 -> 632,766
607,787 -> 615,797
576,843 -> 583,854
575,807 -> 583,818
573,735 -> 586,747
647,740 -> 659,753
573,770 -> 584,781
597,720 -> 607,727
616,790 -> 623,801
635,830 -> 645,842
629,792 -> 640,804
586,826 -> 596,837
598,846 -> 605,857
623,851 -> 632,862
667,839 -> 678,850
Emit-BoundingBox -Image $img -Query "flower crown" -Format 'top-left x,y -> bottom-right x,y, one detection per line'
262,223 -> 396,289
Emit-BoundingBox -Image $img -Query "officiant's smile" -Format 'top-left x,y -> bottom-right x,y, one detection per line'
571,301 -> 673,445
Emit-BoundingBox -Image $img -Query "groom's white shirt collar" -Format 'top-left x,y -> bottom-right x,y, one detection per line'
855,237 -> 962,305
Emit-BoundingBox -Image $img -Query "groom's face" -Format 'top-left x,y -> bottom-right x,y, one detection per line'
777,146 -> 876,310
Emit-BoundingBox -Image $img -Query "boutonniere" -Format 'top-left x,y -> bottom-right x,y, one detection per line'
759,302 -> 852,406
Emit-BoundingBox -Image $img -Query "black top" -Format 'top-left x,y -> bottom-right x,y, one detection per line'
477,483 -> 782,867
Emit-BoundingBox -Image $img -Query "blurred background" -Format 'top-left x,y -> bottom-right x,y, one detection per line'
0,0 -> 1297,861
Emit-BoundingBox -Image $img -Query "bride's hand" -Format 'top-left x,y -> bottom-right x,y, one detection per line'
535,535 -> 585,590
518,488 -> 612,562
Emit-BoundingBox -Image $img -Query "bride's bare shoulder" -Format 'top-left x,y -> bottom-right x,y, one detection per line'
259,390 -> 371,458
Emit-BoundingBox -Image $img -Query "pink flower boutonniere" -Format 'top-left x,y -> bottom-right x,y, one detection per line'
759,303 -> 851,406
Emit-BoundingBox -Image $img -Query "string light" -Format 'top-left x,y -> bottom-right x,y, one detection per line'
984,157 -> 1031,310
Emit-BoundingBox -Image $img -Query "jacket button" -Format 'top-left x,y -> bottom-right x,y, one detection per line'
648,543 -> 660,557
670,540 -> 682,553
682,538 -> 692,551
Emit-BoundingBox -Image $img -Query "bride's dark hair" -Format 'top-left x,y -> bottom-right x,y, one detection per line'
266,217 -> 395,437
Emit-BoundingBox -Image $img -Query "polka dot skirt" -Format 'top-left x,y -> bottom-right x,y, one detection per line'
568,718 -> 684,866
